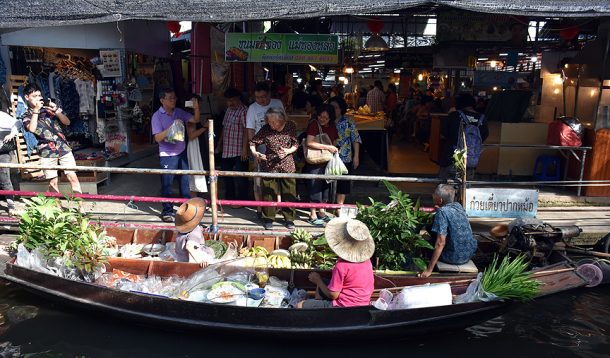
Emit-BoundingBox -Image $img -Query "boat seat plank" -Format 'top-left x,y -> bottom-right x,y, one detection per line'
436,260 -> 479,274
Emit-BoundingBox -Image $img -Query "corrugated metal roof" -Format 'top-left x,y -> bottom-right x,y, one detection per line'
0,1 -> 607,28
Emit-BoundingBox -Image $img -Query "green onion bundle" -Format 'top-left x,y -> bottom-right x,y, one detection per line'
480,255 -> 541,301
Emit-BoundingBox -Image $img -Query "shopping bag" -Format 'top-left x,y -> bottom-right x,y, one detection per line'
166,120 -> 185,143
187,137 -> 208,193
325,152 -> 348,182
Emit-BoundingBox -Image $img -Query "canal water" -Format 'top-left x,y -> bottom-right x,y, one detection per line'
0,281 -> 607,357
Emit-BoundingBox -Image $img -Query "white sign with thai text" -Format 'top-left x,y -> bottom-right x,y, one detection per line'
465,188 -> 538,218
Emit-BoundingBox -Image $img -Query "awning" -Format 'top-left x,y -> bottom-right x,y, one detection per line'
0,1 -> 608,28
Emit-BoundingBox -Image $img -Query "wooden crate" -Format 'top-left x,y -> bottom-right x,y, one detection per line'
60,157 -> 109,183
15,132 -> 45,180
9,75 -> 45,180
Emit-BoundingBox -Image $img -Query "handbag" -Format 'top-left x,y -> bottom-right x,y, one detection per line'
0,131 -> 16,154
303,121 -> 333,165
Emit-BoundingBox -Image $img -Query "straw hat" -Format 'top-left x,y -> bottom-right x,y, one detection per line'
175,198 -> 206,233
325,218 -> 375,263
490,224 -> 509,238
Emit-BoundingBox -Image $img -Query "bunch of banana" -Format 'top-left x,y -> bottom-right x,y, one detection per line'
242,256 -> 269,268
290,250 -> 312,269
268,254 -> 291,269
291,228 -> 313,244
239,246 -> 269,258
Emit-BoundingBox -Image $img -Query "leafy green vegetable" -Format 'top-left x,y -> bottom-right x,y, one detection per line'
13,194 -> 107,274
453,149 -> 466,177
481,255 -> 541,301
356,181 -> 433,271
204,240 -> 227,259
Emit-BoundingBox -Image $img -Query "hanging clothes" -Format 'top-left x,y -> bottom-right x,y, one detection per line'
74,79 -> 95,114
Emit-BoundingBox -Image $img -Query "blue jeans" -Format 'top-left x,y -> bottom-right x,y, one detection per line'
160,151 -> 191,216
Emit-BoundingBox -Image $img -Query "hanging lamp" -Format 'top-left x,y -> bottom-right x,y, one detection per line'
365,18 -> 388,51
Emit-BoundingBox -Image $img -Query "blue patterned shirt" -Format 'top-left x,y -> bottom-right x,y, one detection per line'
431,202 -> 477,265
336,115 -> 362,163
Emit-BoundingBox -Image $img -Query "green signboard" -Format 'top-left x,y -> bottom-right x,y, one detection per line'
225,33 -> 338,64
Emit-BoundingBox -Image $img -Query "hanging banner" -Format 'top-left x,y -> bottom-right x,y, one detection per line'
225,33 -> 338,64
437,11 -> 527,46
465,188 -> 538,218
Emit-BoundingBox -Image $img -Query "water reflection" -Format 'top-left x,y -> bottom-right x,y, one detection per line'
0,282 -> 608,357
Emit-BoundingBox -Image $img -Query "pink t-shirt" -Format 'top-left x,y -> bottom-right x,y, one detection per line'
327,259 -> 374,307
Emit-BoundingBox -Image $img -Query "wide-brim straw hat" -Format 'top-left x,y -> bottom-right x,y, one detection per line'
325,218 -> 375,263
490,224 -> 509,238
175,198 -> 206,233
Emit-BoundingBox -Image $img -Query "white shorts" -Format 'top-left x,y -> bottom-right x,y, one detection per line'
40,152 -> 77,179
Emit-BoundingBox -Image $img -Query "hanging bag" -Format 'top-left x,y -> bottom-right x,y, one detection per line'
303,120 -> 333,165
187,137 -> 208,193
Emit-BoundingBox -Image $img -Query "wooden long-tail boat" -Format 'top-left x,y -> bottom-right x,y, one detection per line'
0,226 -> 589,339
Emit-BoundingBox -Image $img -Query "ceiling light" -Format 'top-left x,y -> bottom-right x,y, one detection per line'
530,56 -> 538,63
309,65 -> 318,71
418,74 -> 423,81
490,60 -> 497,68
344,67 -> 354,74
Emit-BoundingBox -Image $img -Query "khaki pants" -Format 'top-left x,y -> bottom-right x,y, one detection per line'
261,178 -> 296,222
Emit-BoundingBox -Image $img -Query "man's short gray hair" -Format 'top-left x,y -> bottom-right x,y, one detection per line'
434,184 -> 456,204
265,107 -> 286,121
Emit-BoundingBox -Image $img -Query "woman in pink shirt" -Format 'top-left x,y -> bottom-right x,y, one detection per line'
296,218 -> 375,309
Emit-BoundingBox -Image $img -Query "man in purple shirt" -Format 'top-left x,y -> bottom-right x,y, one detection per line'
152,88 -> 200,222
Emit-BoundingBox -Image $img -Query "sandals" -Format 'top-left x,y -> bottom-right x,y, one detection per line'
319,215 -> 332,223
307,218 -> 325,226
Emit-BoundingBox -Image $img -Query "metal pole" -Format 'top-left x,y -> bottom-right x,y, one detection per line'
578,149 -> 588,196
593,31 -> 610,128
0,162 -> 450,183
573,64 -> 582,118
208,119 -> 219,233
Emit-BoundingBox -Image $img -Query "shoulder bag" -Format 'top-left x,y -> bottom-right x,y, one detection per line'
0,131 -> 16,154
302,120 -> 333,165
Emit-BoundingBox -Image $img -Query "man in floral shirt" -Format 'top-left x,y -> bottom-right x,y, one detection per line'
22,83 -> 81,194
419,184 -> 477,278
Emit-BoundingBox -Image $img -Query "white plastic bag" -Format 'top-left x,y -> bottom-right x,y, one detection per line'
372,289 -> 394,310
454,272 -> 499,304
166,120 -> 185,143
393,283 -> 453,309
325,152 -> 348,183
187,137 -> 208,193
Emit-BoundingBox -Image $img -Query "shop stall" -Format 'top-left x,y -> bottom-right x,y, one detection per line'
0,21 -> 172,194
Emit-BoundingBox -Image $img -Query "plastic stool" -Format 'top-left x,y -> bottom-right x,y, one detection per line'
533,155 -> 561,181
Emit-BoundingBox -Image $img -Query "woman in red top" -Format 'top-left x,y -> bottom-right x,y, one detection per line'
305,104 -> 338,226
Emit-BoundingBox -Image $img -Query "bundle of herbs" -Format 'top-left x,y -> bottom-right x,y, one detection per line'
356,181 -> 433,270
480,255 -> 541,301
13,195 -> 108,275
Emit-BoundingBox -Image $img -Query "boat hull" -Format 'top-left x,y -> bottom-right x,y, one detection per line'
2,262 -> 511,339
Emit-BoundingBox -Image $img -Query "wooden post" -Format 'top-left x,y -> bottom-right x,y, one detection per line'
461,127 -> 467,205
208,119 -> 219,233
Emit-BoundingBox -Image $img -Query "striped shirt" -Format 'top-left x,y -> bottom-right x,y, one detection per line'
366,87 -> 385,114
221,104 -> 247,158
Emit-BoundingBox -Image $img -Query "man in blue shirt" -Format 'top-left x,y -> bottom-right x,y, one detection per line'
419,184 -> 477,278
